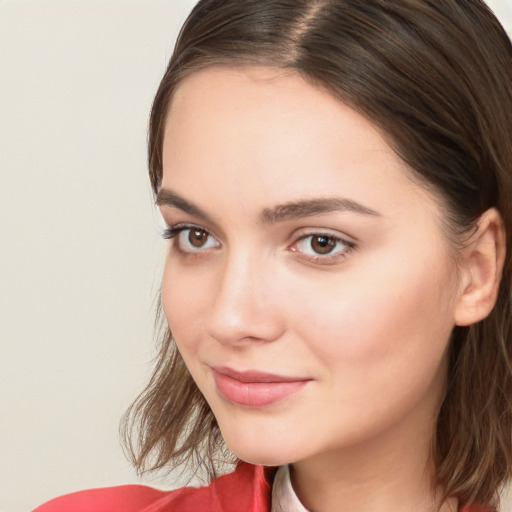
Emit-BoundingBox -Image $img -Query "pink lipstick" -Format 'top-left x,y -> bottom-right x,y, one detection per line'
212,366 -> 311,407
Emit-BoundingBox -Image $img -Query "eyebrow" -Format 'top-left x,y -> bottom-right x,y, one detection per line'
261,197 -> 380,223
156,188 -> 380,224
156,189 -> 213,222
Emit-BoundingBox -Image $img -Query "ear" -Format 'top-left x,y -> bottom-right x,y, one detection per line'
454,208 -> 506,326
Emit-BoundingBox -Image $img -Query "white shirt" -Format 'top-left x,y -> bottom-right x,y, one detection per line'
271,465 -> 309,512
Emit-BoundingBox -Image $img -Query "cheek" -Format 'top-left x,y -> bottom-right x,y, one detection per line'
161,259 -> 210,355
289,249 -> 458,394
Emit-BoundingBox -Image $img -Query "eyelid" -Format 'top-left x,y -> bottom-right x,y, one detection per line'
290,226 -> 357,246
162,222 -> 212,239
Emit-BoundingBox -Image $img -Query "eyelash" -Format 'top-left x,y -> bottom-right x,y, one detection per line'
162,224 -> 220,255
162,224 -> 356,264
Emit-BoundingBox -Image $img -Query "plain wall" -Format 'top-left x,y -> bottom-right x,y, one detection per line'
1,1 -> 511,511
0,2 -> 197,511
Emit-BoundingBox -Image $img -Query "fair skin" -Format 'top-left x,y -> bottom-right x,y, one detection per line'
158,66 -> 504,512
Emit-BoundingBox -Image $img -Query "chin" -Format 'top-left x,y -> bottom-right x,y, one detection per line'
210,394 -> 319,467
219,425 -> 304,468
229,447 -> 295,467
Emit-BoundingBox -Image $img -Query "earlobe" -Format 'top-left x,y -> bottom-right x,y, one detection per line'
454,208 -> 506,327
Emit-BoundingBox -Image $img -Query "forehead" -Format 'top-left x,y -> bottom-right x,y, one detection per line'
165,65 -> 387,154
161,65 -> 441,227
165,67 -> 393,176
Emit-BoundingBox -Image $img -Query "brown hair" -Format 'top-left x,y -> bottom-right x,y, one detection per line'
122,0 -> 512,507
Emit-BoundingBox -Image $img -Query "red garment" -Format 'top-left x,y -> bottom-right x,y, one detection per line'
33,463 -> 273,512
33,463 -> 491,512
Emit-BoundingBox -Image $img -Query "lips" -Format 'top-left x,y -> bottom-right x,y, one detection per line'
211,366 -> 311,407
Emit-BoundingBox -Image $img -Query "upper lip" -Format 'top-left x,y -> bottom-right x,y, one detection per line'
212,365 -> 311,383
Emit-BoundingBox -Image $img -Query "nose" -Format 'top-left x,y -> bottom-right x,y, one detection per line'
205,249 -> 286,347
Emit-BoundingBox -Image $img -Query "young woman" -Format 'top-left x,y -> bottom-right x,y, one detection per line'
35,1 -> 512,511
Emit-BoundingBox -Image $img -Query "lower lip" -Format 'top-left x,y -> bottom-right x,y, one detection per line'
212,371 -> 309,407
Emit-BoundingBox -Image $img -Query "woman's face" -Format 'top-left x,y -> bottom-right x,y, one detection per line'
159,66 -> 461,467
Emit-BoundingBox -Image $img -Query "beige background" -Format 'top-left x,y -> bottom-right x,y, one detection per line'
1,1 -> 511,511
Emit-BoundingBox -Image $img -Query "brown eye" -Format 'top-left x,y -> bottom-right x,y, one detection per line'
293,233 -> 352,262
174,227 -> 219,253
310,235 -> 336,254
188,228 -> 209,248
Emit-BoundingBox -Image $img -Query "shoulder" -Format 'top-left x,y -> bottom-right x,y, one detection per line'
32,463 -> 277,512
32,484 -> 167,512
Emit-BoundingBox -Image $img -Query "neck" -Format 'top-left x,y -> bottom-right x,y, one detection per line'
290,411 -> 457,512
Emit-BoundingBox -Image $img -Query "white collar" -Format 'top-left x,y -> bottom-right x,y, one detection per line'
271,465 -> 310,512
